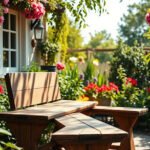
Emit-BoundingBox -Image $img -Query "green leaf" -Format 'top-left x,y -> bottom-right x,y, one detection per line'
0,128 -> 11,136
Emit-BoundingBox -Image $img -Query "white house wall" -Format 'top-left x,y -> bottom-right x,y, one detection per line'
0,9 -> 40,76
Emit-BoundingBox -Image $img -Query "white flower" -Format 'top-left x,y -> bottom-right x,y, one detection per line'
69,57 -> 78,62
93,59 -> 99,66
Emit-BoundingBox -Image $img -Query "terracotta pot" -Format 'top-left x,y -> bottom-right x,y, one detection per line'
98,97 -> 111,106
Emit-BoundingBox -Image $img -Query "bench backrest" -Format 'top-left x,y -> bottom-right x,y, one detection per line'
5,72 -> 61,110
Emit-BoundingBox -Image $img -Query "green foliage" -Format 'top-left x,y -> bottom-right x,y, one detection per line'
86,31 -> 116,62
97,72 -> 108,87
67,22 -> 83,49
61,0 -> 106,28
0,128 -> 22,150
109,42 -> 149,88
48,12 -> 69,62
0,93 -> 9,112
39,122 -> 55,145
83,59 -> 96,85
58,64 -> 84,100
24,62 -> 41,72
113,67 -> 149,108
119,0 -> 150,46
38,41 -> 60,65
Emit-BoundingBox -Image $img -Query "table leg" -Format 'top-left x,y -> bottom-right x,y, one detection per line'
114,115 -> 138,150
7,121 -> 48,150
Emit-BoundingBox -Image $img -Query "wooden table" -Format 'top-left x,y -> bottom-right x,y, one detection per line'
84,106 -> 148,150
0,100 -> 97,150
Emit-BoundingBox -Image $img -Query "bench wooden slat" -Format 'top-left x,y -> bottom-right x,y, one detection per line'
5,72 -> 61,109
53,113 -> 127,144
0,100 -> 97,121
8,72 -> 57,90
13,86 -> 60,108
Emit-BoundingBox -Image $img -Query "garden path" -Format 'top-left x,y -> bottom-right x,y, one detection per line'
134,131 -> 150,150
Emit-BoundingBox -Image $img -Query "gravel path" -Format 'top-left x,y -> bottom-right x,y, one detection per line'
134,131 -> 150,150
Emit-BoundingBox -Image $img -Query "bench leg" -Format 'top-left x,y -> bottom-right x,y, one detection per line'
58,143 -> 111,150
7,121 -> 48,150
114,115 -> 138,150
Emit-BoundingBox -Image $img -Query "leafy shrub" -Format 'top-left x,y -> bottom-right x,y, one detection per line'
58,64 -> 84,100
24,62 -> 41,72
0,128 -> 22,150
83,59 -> 96,85
113,67 -> 149,108
0,84 -> 21,150
109,41 -> 149,88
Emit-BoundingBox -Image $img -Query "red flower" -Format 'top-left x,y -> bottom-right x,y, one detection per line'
56,62 -> 65,70
147,87 -> 150,93
0,85 -> 4,94
109,82 -> 119,92
84,83 -> 98,91
126,77 -> 137,86
145,12 -> 150,25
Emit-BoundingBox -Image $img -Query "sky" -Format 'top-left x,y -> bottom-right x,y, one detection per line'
81,0 -> 140,44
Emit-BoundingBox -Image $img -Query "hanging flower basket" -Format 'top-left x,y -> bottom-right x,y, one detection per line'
24,1 -> 45,19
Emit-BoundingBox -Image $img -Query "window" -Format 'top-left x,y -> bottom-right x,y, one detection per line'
3,13 -> 18,69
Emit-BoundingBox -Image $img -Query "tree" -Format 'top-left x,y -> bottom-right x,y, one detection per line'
86,30 -> 116,62
119,0 -> 150,46
67,22 -> 83,49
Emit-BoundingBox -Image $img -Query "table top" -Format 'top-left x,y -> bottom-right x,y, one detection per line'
0,100 -> 97,121
93,106 -> 148,116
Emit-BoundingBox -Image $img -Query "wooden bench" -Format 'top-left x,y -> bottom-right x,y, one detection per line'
53,113 -> 127,150
84,106 -> 148,150
0,72 -> 147,150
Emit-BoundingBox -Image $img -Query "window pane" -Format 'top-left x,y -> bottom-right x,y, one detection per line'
3,51 -> 9,67
10,14 -> 16,31
11,33 -> 16,49
3,32 -> 9,48
3,14 -> 9,29
11,51 -> 16,67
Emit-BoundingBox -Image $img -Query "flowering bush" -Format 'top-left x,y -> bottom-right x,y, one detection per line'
84,83 -> 99,99
24,2 -> 45,19
114,76 -> 148,107
97,82 -> 119,100
0,0 -> 46,26
0,0 -> 9,25
83,82 -> 119,102
0,84 -> 9,112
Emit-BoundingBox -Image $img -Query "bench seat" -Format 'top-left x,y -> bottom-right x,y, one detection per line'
53,113 -> 127,150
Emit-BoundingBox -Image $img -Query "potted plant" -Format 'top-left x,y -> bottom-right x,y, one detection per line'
38,40 -> 60,72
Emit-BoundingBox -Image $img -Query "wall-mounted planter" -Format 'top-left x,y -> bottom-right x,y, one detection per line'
41,65 -> 56,72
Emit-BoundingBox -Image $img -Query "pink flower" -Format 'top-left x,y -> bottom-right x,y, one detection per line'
24,2 -> 45,19
3,0 -> 9,5
0,85 -> 4,94
145,12 -> 150,25
3,7 -> 9,14
56,62 -> 65,70
0,16 -> 4,25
